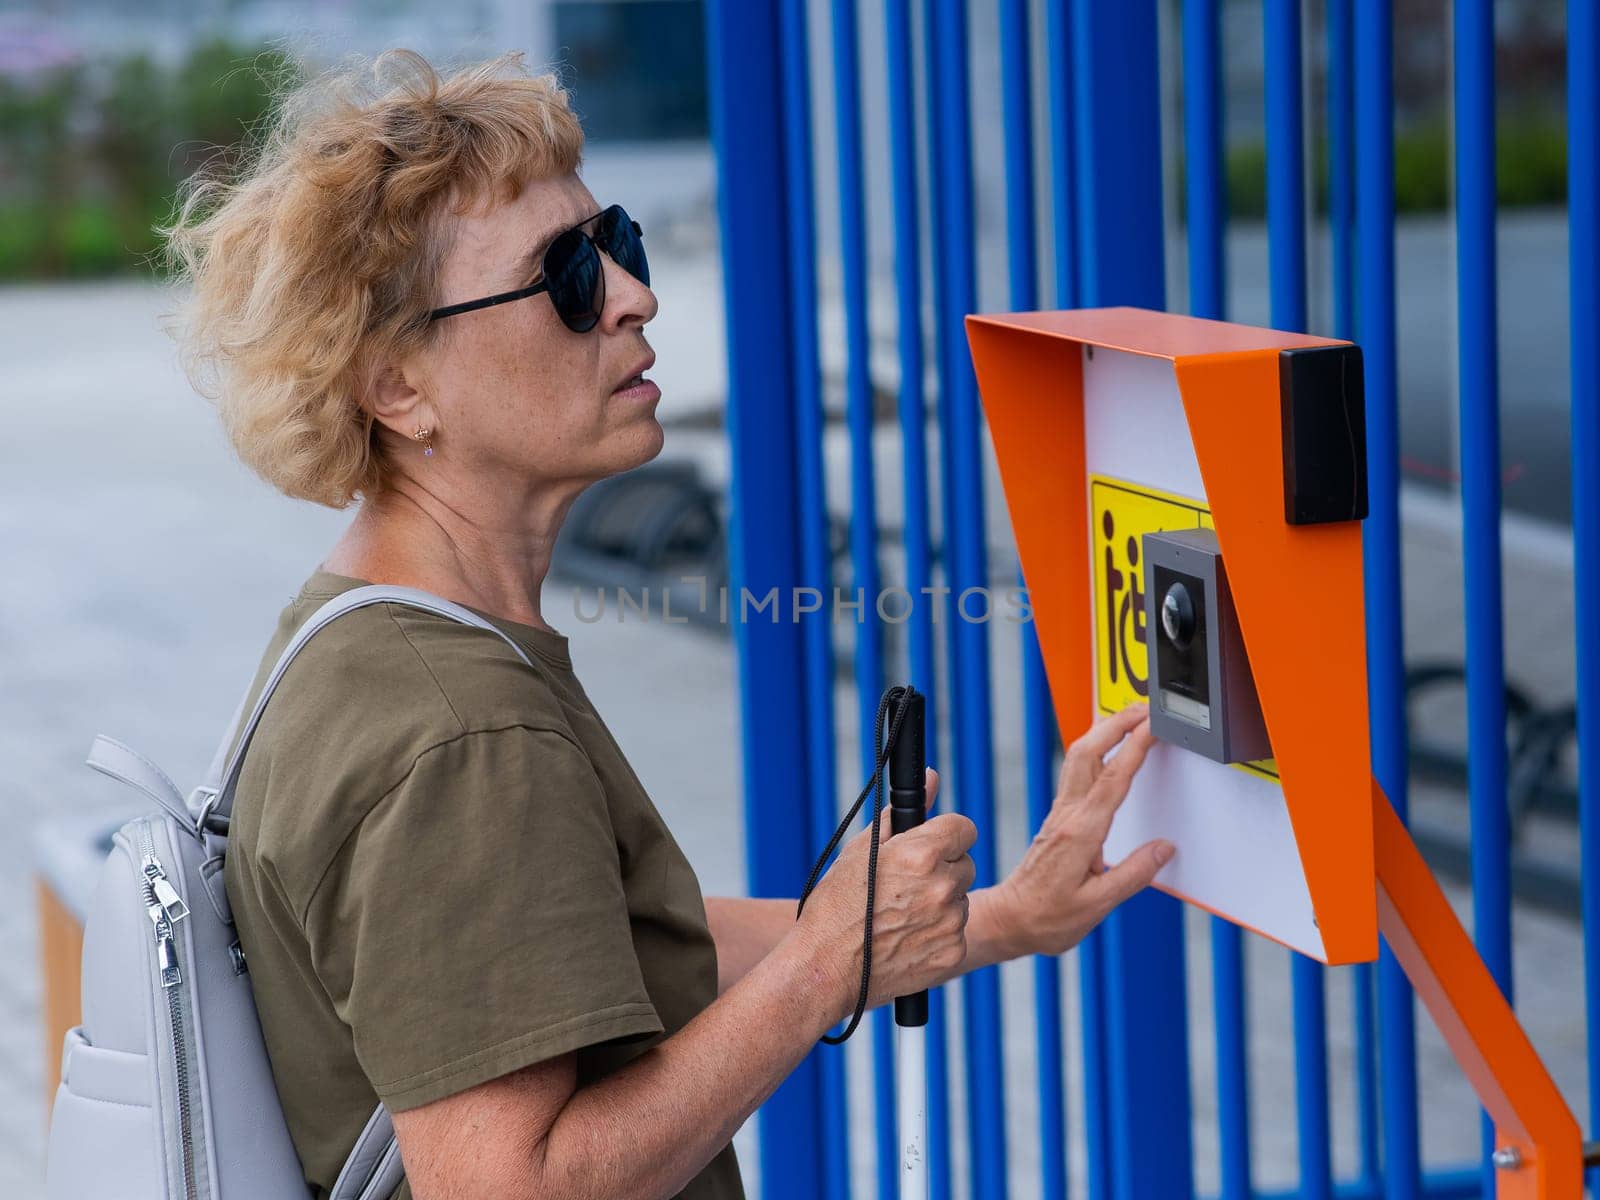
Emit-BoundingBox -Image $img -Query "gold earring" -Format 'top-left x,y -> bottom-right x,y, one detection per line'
412,426 -> 433,457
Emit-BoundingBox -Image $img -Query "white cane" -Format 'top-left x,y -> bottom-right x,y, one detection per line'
795,685 -> 932,1198
896,1022 -> 928,1196
885,689 -> 930,1200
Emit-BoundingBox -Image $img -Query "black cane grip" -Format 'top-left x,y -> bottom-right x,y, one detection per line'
887,689 -> 925,827
885,689 -> 930,1027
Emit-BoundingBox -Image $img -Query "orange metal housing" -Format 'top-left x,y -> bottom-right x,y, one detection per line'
966,305 -> 1375,965
966,305 -> 1582,1196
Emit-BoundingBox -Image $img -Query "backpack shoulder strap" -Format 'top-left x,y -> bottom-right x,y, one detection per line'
193,584 -> 535,828
192,687 -> 252,821
328,1104 -> 404,1200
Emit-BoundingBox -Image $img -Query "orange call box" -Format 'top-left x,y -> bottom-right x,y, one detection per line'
966,306 -> 1582,1196
967,305 -> 1374,965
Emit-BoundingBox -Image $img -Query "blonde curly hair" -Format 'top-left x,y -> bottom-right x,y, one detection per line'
165,49 -> 585,508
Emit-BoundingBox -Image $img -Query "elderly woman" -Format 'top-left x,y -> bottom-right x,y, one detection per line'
167,50 -> 1172,1200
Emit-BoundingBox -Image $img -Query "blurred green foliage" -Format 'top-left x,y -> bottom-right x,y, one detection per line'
0,40 -> 295,279
1219,114 -> 1568,220
0,38 -> 1575,279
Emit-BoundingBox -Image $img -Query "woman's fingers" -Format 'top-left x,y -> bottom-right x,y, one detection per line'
1073,703 -> 1150,761
1090,838 -> 1175,910
1094,716 -> 1157,797
926,812 -> 978,862
1057,703 -> 1150,796
946,853 -> 977,894
1068,717 -> 1156,855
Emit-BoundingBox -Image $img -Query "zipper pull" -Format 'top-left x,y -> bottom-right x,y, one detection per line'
142,857 -> 189,923
157,927 -> 182,989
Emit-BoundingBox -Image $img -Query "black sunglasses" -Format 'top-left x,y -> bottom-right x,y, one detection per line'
426,203 -> 649,331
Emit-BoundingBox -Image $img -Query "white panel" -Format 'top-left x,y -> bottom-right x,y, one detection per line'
1082,348 -> 1207,499
1080,347 -> 1325,959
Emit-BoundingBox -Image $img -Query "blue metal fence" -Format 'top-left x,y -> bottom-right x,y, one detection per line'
1573,2 -> 1600,1197
704,1 -> 1595,1197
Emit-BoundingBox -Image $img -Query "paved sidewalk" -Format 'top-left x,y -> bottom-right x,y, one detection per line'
1,278 -> 1587,1198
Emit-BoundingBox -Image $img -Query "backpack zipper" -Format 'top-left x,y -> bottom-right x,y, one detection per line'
134,822 -> 199,1200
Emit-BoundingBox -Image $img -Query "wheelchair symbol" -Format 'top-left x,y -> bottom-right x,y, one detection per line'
1101,509 -> 1149,698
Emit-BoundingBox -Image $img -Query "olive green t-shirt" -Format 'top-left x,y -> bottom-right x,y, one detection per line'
223,568 -> 744,1200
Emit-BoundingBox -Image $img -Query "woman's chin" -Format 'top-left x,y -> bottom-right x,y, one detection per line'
613,419 -> 667,473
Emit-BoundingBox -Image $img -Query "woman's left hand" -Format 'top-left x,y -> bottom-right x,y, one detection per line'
990,703 -> 1175,957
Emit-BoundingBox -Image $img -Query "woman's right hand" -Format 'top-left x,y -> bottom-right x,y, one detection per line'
791,768 -> 977,1021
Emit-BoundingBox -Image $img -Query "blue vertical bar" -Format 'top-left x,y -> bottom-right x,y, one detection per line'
705,6 -> 827,1196
1045,0 -> 1079,319
884,1 -> 953,1194
1069,5 -> 1195,1200
829,0 -> 886,787
1570,1 -> 1600,1194
1044,5 -> 1110,1197
774,3 -> 851,1196
1076,933 -> 1110,1200
1327,0 -> 1381,1185
826,1 -> 897,1194
1328,0 -> 1358,349
1209,928 -> 1251,1199
1264,7 -> 1333,1200
1349,967 -> 1382,1191
1265,0 -> 1309,326
1183,5 -> 1250,1198
1452,2 -> 1512,1196
1184,0 -> 1226,320
999,2 -> 1067,1197
1069,1 -> 1169,305
925,1 -> 1008,1195
1355,1 -> 1422,1196
999,0 -> 1039,310
1020,624 -> 1066,1194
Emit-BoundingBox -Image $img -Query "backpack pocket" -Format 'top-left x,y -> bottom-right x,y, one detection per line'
47,1025 -> 163,1197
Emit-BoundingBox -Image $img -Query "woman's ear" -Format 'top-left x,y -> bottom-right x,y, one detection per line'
365,358 -> 433,441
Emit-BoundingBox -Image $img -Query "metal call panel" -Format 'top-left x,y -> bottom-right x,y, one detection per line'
1142,528 -> 1271,764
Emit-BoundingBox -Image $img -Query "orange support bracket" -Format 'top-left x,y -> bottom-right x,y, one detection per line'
1373,779 -> 1583,1197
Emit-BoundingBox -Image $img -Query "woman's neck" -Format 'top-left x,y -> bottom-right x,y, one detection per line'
322,483 -> 573,635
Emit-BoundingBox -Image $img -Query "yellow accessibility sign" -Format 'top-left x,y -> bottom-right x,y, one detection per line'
1089,473 -> 1276,781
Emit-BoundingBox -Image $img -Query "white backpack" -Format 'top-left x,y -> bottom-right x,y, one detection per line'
47,584 -> 539,1200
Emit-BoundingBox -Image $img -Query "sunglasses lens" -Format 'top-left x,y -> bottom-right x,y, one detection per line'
544,227 -> 603,333
599,204 -> 649,288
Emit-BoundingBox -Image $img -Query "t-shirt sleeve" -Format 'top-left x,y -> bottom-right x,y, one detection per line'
299,724 -> 665,1112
